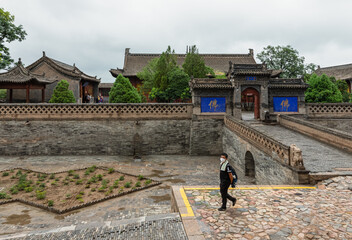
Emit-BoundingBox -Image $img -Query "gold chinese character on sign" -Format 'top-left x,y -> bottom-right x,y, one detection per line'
280,99 -> 290,111
209,99 -> 218,111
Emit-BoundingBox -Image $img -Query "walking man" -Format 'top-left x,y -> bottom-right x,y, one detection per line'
218,153 -> 236,211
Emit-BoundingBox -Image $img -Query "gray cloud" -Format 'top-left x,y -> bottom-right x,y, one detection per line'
3,0 -> 352,82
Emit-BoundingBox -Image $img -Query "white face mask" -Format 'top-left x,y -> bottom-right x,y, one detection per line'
220,157 -> 226,162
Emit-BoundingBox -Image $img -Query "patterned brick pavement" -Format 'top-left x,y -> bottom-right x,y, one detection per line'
182,183 -> 352,239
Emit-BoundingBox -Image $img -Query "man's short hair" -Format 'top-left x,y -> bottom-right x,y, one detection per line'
221,153 -> 228,159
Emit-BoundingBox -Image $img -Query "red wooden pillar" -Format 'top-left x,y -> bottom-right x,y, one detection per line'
254,94 -> 260,119
9,89 -> 13,103
26,84 -> 30,103
41,87 -> 45,103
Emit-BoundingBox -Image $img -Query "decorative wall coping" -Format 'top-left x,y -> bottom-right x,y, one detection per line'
306,103 -> 352,118
224,116 -> 305,170
0,103 -> 193,120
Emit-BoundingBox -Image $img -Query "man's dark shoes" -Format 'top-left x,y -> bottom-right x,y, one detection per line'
218,207 -> 226,211
232,199 -> 237,206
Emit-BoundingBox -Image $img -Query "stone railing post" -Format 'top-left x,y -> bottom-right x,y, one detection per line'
289,144 -> 305,170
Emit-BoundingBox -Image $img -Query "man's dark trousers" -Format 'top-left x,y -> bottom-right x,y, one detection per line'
220,181 -> 236,209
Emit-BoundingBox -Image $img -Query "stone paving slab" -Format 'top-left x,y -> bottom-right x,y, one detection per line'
173,185 -> 352,240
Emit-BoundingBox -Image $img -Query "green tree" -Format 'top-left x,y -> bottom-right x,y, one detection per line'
49,80 -> 76,103
257,45 -> 316,78
0,8 -> 27,70
109,74 -> 142,103
154,46 -> 177,90
183,45 -> 206,78
335,79 -> 351,102
305,74 -> 343,103
137,57 -> 158,95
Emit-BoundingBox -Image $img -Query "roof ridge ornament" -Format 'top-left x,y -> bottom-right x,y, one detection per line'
18,58 -> 22,65
43,51 -> 46,57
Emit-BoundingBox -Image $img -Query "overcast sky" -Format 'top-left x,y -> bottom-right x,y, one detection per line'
2,0 -> 352,82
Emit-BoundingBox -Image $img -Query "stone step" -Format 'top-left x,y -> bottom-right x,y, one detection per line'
0,213 -> 187,240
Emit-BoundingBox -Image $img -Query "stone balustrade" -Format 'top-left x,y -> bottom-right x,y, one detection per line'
224,116 -> 304,169
306,103 -> 352,118
0,103 -> 193,120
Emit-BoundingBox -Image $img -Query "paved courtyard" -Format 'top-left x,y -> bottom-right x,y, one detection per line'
0,155 -> 253,239
180,181 -> 352,240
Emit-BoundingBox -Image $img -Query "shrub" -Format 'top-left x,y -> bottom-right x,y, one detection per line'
97,174 -> 103,181
2,172 -> 9,177
135,181 -> 141,187
0,192 -> 8,199
55,178 -> 60,181
68,170 -> 74,176
84,170 -> 90,176
108,168 -> 114,174
138,175 -> 144,180
48,200 -> 54,207
145,179 -> 152,186
49,174 -> 55,179
73,174 -> 80,179
16,170 -> 22,176
49,80 -> 76,103
76,194 -> 83,199
91,188 -> 96,192
119,176 -> 125,181
36,190 -> 46,200
109,74 -> 142,103
24,186 -> 33,192
10,187 -> 18,194
39,183 -> 46,188
85,184 -> 90,189
51,181 -> 57,186
66,194 -> 71,199
76,179 -> 83,185
98,187 -> 106,192
113,180 -> 119,188
77,198 -> 84,203
124,182 -> 131,188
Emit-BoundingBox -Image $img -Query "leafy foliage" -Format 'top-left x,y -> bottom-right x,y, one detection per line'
305,74 -> 343,103
0,8 -> 27,70
0,89 -> 6,99
139,46 -> 193,102
257,45 -> 317,78
109,74 -> 142,103
183,45 -> 207,78
49,80 -> 76,103
137,58 -> 158,95
335,79 -> 351,102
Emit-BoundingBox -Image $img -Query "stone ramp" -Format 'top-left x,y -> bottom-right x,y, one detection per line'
1,213 -> 187,240
247,121 -> 352,173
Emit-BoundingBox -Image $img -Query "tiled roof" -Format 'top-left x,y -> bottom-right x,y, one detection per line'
27,52 -> 101,83
0,62 -> 54,84
269,78 -> 308,88
110,48 -> 256,77
98,83 -> 114,88
230,64 -> 272,76
315,64 -> 352,80
189,78 -> 233,89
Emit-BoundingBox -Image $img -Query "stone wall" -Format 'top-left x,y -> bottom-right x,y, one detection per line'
306,119 -> 352,134
189,119 -> 224,155
223,127 -> 304,184
0,118 -> 223,156
306,103 -> 352,118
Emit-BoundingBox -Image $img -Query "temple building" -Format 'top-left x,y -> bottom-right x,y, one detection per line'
0,52 -> 100,103
190,63 -> 308,120
0,59 -> 53,103
315,64 -> 352,93
110,48 -> 265,89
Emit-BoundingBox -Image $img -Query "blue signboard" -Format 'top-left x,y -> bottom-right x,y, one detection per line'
273,97 -> 298,112
246,76 -> 257,81
201,97 -> 226,113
